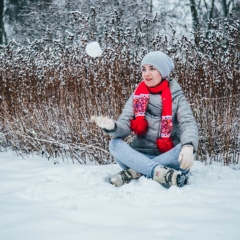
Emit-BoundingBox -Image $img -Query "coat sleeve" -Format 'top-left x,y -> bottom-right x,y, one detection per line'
104,94 -> 134,138
176,94 -> 199,152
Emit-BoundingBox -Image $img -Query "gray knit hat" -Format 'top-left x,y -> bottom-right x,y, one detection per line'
141,51 -> 174,78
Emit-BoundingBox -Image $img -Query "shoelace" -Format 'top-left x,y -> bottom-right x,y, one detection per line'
164,168 -> 175,185
118,170 -> 132,183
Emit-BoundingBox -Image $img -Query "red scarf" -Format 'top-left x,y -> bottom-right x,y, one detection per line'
130,80 -> 174,153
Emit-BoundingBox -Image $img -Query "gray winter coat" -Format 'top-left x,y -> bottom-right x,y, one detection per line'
108,79 -> 198,155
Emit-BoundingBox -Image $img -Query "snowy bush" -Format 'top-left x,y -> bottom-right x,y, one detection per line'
0,12 -> 239,165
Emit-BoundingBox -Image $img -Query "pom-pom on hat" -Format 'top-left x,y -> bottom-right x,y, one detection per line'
141,51 -> 174,78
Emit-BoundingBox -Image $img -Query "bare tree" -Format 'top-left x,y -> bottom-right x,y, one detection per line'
189,0 -> 200,29
0,0 -> 4,44
189,0 -> 238,26
4,0 -> 153,44
188,0 -> 239,43
221,0 -> 234,17
3,0 -> 239,44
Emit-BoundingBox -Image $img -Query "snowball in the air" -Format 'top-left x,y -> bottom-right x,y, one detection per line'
85,41 -> 103,58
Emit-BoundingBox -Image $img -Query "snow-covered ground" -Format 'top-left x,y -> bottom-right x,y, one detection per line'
0,150 -> 240,240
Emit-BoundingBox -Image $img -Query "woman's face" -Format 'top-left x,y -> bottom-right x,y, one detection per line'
142,64 -> 162,87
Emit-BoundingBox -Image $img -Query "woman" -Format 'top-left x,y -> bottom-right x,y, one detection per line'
91,51 -> 198,188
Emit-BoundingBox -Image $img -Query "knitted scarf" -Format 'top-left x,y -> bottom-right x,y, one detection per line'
130,80 -> 174,153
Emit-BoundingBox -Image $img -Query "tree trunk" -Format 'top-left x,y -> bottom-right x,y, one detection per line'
189,0 -> 200,29
209,0 -> 215,20
0,0 -> 4,44
207,0 -> 215,31
150,0 -> 153,15
221,0 -> 228,17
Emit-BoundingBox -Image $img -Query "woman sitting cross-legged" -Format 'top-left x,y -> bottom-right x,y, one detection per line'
91,51 -> 199,188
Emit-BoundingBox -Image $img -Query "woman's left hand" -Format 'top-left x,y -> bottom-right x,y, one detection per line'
178,145 -> 194,170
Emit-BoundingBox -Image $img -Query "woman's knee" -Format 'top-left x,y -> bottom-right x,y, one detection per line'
109,138 -> 122,152
109,138 -> 116,150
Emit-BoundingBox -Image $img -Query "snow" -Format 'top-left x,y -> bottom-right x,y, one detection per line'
85,41 -> 103,58
52,0 -> 66,8
0,150 -> 240,240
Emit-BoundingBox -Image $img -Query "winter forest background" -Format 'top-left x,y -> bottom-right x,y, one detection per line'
0,0 -> 239,165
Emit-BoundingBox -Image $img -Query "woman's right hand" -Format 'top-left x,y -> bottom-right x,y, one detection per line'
178,145 -> 194,170
91,116 -> 115,131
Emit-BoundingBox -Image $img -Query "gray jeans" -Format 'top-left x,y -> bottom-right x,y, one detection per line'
109,138 -> 185,178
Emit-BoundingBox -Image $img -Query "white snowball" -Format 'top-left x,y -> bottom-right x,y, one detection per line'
85,41 -> 103,58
